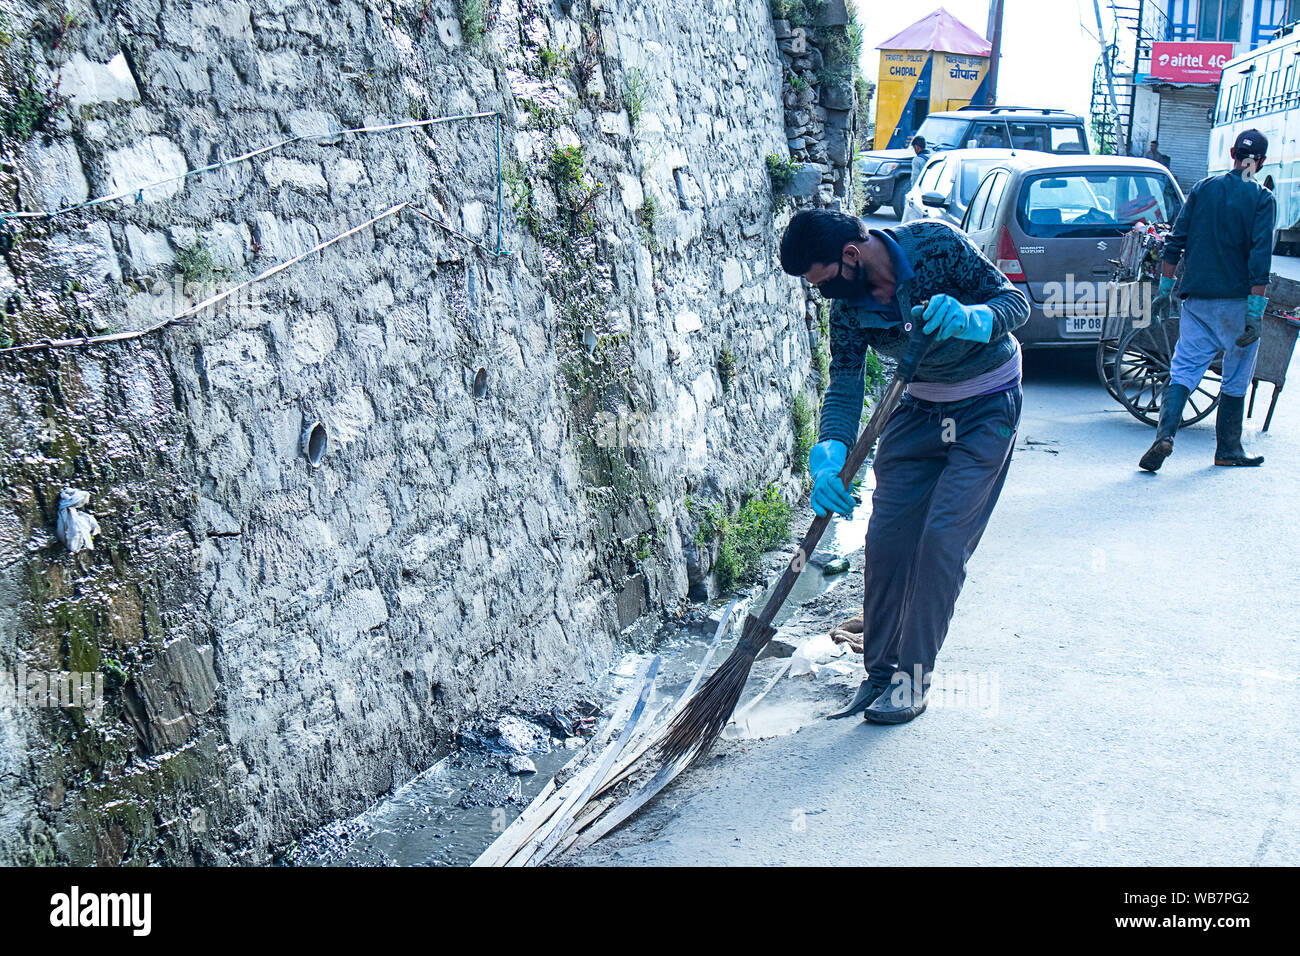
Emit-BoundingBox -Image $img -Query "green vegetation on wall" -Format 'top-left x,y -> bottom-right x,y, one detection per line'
695,486 -> 794,592
792,392 -> 816,474
766,152 -> 797,213
458,0 -> 487,47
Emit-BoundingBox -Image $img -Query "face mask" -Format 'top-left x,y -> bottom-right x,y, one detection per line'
817,258 -> 869,300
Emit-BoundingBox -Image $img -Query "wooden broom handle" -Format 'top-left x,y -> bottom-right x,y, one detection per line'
749,323 -> 934,631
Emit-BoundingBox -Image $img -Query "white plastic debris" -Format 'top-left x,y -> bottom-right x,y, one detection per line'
789,632 -> 846,677
506,755 -> 537,775
495,716 -> 549,755
821,659 -> 860,679
55,488 -> 100,554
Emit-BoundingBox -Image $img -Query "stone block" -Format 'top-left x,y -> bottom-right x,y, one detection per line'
122,639 -> 219,753
814,0 -> 850,26
461,200 -> 486,237
252,213 -> 320,259
153,48 -> 212,94
287,109 -> 342,142
827,128 -> 851,165
822,80 -> 854,111
599,110 -> 630,137
326,157 -> 367,192
25,139 -> 89,210
59,52 -> 140,107
262,158 -> 326,191
205,221 -> 251,270
675,310 -> 702,334
124,224 -> 174,270
787,162 -> 823,197
721,258 -> 743,294
105,136 -> 189,201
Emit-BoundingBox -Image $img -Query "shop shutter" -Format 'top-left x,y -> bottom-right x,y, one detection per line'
1157,87 -> 1219,192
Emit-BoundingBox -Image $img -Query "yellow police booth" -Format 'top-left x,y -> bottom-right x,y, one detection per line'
875,8 -> 992,149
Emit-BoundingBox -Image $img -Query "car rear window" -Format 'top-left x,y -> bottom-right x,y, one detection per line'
1015,171 -> 1182,238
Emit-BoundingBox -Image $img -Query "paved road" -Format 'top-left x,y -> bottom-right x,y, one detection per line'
576,350 -> 1300,866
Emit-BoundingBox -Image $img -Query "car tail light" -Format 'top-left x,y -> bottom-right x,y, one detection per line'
996,227 -> 1026,281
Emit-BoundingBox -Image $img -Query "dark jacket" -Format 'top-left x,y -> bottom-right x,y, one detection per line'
818,219 -> 1030,449
1162,168 -> 1276,299
911,150 -> 930,182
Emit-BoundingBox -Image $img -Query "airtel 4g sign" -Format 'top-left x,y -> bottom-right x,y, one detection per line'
1150,41 -> 1233,83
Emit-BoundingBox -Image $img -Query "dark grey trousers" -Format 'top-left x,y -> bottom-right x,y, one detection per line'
861,385 -> 1022,685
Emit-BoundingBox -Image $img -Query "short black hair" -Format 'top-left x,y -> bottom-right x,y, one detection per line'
912,135 -> 926,148
779,209 -> 866,276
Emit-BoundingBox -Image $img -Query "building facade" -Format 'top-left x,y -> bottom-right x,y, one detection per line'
1120,0 -> 1300,190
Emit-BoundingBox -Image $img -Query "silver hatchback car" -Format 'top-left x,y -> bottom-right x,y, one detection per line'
959,154 -> 1184,347
900,148 -> 1020,228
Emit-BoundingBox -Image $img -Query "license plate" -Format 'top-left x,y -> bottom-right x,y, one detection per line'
1065,315 -> 1103,335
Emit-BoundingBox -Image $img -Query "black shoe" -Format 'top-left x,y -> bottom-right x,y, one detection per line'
864,672 -> 930,725
1214,394 -> 1264,466
826,677 -> 891,719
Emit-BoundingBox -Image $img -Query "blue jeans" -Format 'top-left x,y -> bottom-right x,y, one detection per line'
1170,297 -> 1261,398
861,386 -> 1022,686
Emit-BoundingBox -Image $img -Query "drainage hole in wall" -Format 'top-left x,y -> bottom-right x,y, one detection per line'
301,421 -> 328,468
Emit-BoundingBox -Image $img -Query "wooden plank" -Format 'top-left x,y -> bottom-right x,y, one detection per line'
481,602 -> 740,866
551,794 -> 617,856
566,750 -> 697,856
591,598 -> 738,799
472,653 -> 652,867
512,656 -> 661,867
471,777 -> 557,868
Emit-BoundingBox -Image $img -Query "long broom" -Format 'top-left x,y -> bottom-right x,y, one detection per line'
659,320 -> 935,762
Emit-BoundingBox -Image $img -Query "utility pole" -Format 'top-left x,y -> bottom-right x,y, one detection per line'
985,0 -> 1005,105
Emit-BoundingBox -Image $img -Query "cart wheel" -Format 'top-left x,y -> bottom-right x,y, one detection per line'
1113,322 -> 1221,427
1095,336 -> 1122,399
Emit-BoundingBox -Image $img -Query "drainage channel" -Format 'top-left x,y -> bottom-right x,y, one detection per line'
287,471 -> 874,866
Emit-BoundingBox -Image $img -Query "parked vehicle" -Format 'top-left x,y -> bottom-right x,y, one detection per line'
858,106 -> 1089,218
959,154 -> 1184,347
1212,24 -> 1300,249
900,148 -> 1018,227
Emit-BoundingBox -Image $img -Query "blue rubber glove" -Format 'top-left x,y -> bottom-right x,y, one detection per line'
910,295 -> 994,343
808,440 -> 854,518
1239,294 -> 1267,347
1152,274 -> 1175,327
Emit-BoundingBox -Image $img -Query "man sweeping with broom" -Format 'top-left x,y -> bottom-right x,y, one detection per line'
779,211 -> 1029,724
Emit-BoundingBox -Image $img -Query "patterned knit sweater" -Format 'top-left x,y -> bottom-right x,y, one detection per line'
818,218 -> 1030,448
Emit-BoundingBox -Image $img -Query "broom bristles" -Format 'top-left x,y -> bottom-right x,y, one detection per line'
658,614 -> 776,762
